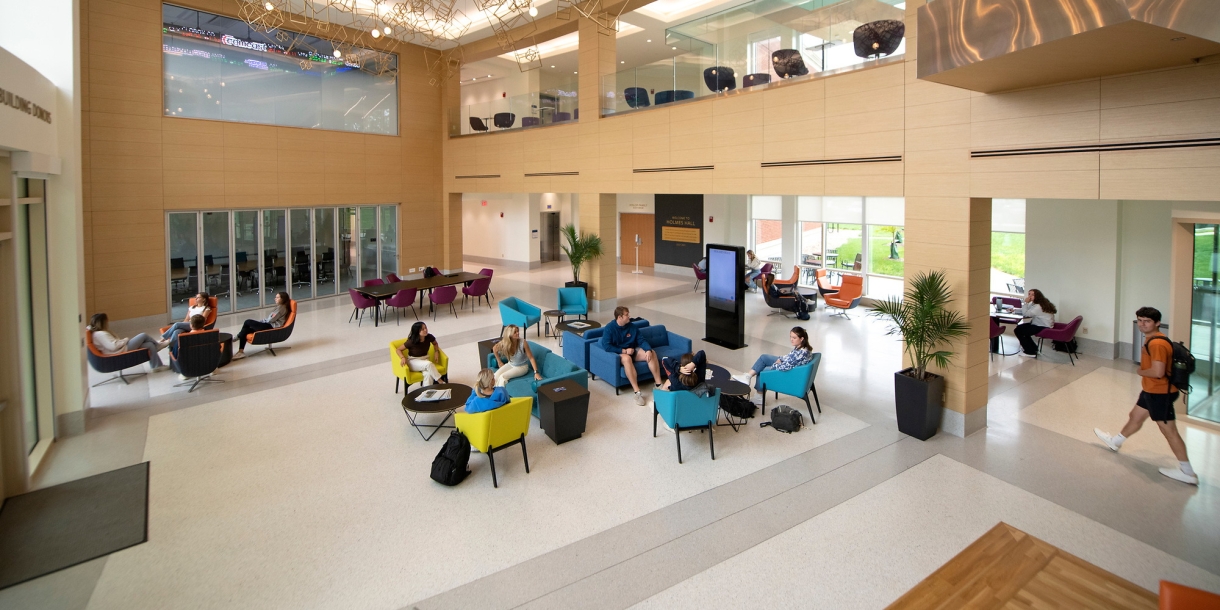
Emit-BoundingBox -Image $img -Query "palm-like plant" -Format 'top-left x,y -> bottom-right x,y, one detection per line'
560,223 -> 605,284
869,270 -> 970,381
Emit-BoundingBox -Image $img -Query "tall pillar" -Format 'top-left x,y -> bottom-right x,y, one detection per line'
577,13 -> 616,123
579,193 -> 617,311
443,192 -> 462,273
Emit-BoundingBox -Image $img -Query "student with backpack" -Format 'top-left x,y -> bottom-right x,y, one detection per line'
1094,307 -> 1197,485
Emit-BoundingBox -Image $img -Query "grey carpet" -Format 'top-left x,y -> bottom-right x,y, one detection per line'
0,462 -> 149,590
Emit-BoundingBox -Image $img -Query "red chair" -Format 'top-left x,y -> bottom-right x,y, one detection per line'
246,300 -> 297,356
430,285 -> 458,320
823,275 -> 863,318
363,278 -> 385,287
349,288 -> 379,326
692,263 -> 707,292
462,277 -> 492,310
160,295 -> 218,334
385,288 -> 418,325
772,265 -> 801,290
1036,315 -> 1083,365
1159,580 -> 1220,609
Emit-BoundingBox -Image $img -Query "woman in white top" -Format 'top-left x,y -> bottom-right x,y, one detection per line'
88,313 -> 168,372
744,250 -> 764,288
161,292 -> 211,343
491,324 -> 542,387
1011,288 -> 1057,357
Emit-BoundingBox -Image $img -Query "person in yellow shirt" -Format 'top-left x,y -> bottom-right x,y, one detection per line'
1094,307 -> 1197,485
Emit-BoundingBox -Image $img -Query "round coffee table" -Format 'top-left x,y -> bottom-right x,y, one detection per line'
401,383 -> 472,441
543,309 -> 566,339
554,319 -> 602,348
705,363 -> 752,431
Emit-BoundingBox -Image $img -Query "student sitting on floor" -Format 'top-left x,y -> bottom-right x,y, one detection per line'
661,350 -> 711,397
734,327 -> 814,398
463,369 -> 511,413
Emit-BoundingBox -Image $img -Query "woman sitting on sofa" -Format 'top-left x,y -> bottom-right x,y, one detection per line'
491,324 -> 542,387
661,350 -> 711,397
734,327 -> 814,394
463,369 -> 511,414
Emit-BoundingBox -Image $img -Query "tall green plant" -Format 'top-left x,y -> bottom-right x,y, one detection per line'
868,270 -> 970,381
560,223 -> 604,283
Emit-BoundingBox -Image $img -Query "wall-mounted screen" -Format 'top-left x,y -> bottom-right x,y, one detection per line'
162,4 -> 398,135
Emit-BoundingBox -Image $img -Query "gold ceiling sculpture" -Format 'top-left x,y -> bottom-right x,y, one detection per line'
555,0 -> 625,36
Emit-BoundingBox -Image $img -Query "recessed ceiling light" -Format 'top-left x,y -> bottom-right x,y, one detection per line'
487,74 -> 492,77
646,39 -> 651,43
550,65 -> 555,68
672,46 -> 677,50
621,60 -> 625,63
263,2 -> 273,10
574,71 -> 578,74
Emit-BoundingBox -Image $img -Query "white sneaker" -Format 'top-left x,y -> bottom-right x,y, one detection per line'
178,374 -> 189,381
232,351 -> 246,360
732,372 -> 752,384
1158,467 -> 1199,486
634,392 -> 646,406
1018,352 -> 1036,358
1094,428 -> 1119,452
156,340 -> 171,351
150,364 -> 168,373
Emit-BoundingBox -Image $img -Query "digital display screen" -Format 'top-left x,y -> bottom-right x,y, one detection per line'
708,247 -> 738,312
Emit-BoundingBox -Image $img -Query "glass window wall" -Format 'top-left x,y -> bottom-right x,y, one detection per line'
263,210 -> 287,298
234,211 -> 260,311
992,199 -> 1026,294
315,208 -> 337,296
380,205 -> 398,279
201,212 -> 231,314
168,213 -> 199,320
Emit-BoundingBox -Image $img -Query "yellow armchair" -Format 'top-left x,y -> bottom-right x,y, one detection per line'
390,339 -> 450,394
454,397 -> 531,488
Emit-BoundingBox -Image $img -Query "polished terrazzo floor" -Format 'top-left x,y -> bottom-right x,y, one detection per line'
2,262 -> 1217,610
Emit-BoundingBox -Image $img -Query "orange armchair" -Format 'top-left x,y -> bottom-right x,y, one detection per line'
823,275 -> 863,318
1159,580 -> 1220,609
772,265 -> 801,289
247,300 -> 297,356
161,296 -> 218,334
815,269 -> 837,297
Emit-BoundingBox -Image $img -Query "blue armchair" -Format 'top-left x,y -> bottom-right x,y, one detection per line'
562,319 -> 649,377
487,341 -> 588,416
758,353 -> 822,423
499,296 -> 543,337
588,324 -> 691,394
556,287 -> 588,320
653,388 -> 721,463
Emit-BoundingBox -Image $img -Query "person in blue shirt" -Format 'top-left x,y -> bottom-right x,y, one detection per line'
734,327 -> 814,397
661,350 -> 711,398
599,306 -> 662,406
463,369 -> 510,414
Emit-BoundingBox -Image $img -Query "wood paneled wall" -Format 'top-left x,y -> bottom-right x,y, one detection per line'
81,0 -> 443,321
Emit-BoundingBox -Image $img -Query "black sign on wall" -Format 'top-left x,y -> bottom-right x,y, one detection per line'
654,194 -> 704,267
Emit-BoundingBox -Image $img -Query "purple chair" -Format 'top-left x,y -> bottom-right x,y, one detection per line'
363,278 -> 384,287
385,288 -> 418,325
387,273 -> 401,283
462,277 -> 492,310
479,268 -> 495,300
553,112 -> 572,123
1036,315 -> 1083,365
430,285 -> 458,320
751,262 -> 774,291
989,318 -> 1015,358
522,117 -> 539,127
349,289 -> 379,327
692,262 -> 707,292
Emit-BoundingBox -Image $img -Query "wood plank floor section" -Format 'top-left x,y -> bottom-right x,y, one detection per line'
886,522 -> 1157,610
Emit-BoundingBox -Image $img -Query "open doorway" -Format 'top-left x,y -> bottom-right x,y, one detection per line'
540,212 -> 560,262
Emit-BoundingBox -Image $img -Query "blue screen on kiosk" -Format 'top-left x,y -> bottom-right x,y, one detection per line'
708,248 -> 737,312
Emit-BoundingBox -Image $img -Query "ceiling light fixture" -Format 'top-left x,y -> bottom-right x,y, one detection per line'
528,5 -> 538,16
263,1 -> 273,10
334,49 -> 342,58
371,28 -> 381,38
647,39 -> 651,42
383,27 -> 391,35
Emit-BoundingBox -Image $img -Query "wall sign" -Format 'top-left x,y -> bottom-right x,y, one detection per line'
0,86 -> 52,124
655,194 -> 704,267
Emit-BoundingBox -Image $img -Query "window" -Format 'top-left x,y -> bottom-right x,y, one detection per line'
750,196 -> 783,266
991,199 -> 1026,294
162,5 -> 398,135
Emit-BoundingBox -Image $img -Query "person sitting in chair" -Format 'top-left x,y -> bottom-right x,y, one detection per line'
232,291 -> 290,360
491,324 -> 542,387
88,313 -> 169,372
599,306 -> 662,406
395,321 -> 446,386
162,292 -> 211,344
170,314 -> 206,359
762,273 -> 810,320
744,250 -> 764,290
734,327 -> 814,398
463,369 -> 511,413
661,350 -> 711,397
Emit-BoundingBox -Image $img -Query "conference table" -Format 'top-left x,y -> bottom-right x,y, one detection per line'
354,272 -> 487,327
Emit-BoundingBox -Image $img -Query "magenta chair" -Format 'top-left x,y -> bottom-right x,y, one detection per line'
1036,315 -> 1083,365
751,262 -> 773,291
363,278 -> 384,287
990,318 -> 1016,358
692,263 -> 707,292
349,288 -> 380,327
387,273 -> 401,283
430,285 -> 458,320
479,267 -> 495,300
462,277 -> 492,310
385,288 -> 418,325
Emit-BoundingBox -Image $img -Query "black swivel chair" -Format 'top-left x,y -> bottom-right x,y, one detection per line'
772,49 -> 809,79
853,19 -> 905,59
703,66 -> 736,92
172,329 -> 223,393
493,112 -> 516,129
85,329 -> 151,386
742,73 -> 771,88
470,117 -> 490,132
761,274 -> 804,317
624,87 -> 650,108
655,90 -> 695,105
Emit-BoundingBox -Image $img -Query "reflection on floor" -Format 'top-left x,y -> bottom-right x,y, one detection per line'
887,522 -> 1156,610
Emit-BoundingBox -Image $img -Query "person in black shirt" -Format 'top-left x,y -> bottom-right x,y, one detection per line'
396,321 -> 445,386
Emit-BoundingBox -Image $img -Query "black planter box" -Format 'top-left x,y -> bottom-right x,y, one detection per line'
894,368 -> 944,441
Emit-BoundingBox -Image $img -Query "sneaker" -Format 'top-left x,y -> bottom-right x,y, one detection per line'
732,372 -> 752,384
231,351 -> 246,360
634,392 -> 646,406
1018,352 -> 1036,358
156,340 -> 171,351
1094,428 -> 1120,452
178,374 -> 189,381
1158,467 -> 1199,486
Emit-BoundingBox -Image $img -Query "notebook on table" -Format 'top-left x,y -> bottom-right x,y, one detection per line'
416,389 -> 452,402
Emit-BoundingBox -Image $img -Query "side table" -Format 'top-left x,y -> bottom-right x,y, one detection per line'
477,337 -> 499,369
543,310 -> 565,339
537,381 -> 590,444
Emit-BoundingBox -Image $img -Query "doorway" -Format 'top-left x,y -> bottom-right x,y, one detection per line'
620,213 -> 655,268
1188,223 -> 1220,424
540,212 -> 560,262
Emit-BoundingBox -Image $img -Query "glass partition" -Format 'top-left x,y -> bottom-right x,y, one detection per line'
168,212 -> 199,320
289,208 -> 312,299
315,208 -> 337,296
339,207 -> 357,294
451,75 -> 579,136
201,211 -> 231,313
380,205 -> 398,279
234,211 -> 260,311
359,207 -> 378,283
263,210 -> 287,301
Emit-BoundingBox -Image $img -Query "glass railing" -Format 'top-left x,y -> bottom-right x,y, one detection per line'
602,0 -> 906,116
449,88 -> 579,136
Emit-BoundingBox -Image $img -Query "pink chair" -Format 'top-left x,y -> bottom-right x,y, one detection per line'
387,273 -> 401,283
385,288 -> 418,325
462,277 -> 492,310
349,289 -> 379,327
479,268 -> 495,300
692,263 -> 707,292
430,285 -> 458,320
989,317 -> 1016,358
1036,315 -> 1083,365
363,278 -> 385,287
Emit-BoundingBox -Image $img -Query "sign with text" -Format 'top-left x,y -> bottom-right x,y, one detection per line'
655,194 -> 703,267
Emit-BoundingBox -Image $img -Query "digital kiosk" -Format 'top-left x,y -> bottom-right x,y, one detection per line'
703,244 -> 747,349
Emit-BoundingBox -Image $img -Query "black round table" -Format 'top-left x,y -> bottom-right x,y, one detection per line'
401,383 -> 472,441
554,319 -> 602,348
705,363 -> 752,431
543,309 -> 566,338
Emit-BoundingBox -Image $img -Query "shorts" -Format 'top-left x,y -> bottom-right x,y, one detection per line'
1136,391 -> 1179,422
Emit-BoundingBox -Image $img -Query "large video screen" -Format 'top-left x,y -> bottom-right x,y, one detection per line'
708,247 -> 738,312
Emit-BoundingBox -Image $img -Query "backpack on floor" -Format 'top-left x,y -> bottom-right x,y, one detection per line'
1052,339 -> 1078,353
430,430 -> 470,486
1145,336 -> 1195,394
761,405 -> 803,433
720,393 -> 757,419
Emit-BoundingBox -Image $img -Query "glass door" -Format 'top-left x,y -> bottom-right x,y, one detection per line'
289,208 -> 312,299
167,212 -> 199,320
380,205 -> 397,279
201,211 -> 231,314
1189,224 -> 1220,424
315,208 -> 337,296
359,206 -> 378,284
234,211 -> 260,311
339,207 -> 357,293
262,210 -> 287,303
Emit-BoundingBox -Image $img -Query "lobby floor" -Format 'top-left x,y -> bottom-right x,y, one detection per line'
2,262 -> 1218,609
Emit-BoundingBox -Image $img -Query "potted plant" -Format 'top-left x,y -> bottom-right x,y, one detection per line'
560,223 -> 604,297
869,270 -> 970,440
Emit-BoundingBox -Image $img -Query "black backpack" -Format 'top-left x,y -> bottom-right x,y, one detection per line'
1144,336 -> 1195,394
430,430 -> 470,486
423,267 -> 437,278
761,405 -> 803,433
720,394 -> 757,419
1052,339 -> 1078,354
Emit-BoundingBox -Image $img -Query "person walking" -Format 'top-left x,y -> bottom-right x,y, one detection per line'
1094,307 -> 1197,485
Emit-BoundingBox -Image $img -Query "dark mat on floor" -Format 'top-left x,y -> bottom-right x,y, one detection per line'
0,462 -> 149,590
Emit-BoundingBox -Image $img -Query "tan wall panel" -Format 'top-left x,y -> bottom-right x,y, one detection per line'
971,170 -> 1100,200
1099,98 -> 1220,141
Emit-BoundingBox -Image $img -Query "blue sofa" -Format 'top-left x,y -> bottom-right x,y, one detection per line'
487,341 -> 588,417
588,324 -> 691,394
562,319 -> 649,376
